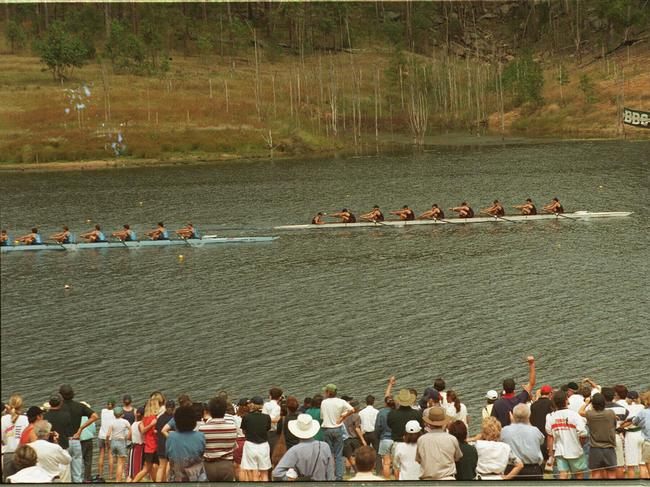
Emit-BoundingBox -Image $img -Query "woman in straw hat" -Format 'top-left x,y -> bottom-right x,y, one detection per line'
272,414 -> 334,481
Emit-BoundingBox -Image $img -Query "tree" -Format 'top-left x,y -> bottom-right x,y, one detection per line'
502,53 -> 544,106
104,20 -> 145,73
35,21 -> 89,81
5,20 -> 26,54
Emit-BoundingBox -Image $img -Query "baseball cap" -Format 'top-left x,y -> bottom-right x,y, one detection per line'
237,398 -> 249,407
323,384 -> 337,393
428,389 -> 441,401
567,382 -> 579,391
107,398 -> 117,405
405,420 -> 422,434
486,390 -> 498,400
113,406 -> 124,415
540,385 -> 553,395
628,390 -> 639,400
165,400 -> 176,408
250,396 -> 264,405
26,406 -> 43,421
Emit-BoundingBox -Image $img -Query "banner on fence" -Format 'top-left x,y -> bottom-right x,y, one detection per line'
623,107 -> 650,128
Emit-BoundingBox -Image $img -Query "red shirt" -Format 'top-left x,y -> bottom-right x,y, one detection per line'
142,415 -> 158,453
19,424 -> 34,445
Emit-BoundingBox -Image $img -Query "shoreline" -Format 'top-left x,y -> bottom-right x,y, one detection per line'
1,133 -> 646,173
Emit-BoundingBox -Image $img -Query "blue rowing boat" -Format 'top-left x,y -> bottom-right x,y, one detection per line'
1,236 -> 279,253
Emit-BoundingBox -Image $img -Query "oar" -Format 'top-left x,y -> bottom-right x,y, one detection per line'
480,211 -> 519,224
47,239 -> 67,250
542,210 -> 577,221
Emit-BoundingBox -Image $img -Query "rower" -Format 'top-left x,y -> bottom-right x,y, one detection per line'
481,199 -> 505,217
17,228 -> 43,245
112,224 -> 137,242
513,198 -> 537,215
360,205 -> 384,222
328,209 -> 356,224
449,202 -> 474,218
543,197 -> 564,214
176,222 -> 199,240
311,212 -> 325,225
0,229 -> 9,246
80,224 -> 107,243
146,222 -> 169,240
390,205 -> 415,221
418,204 -> 445,220
50,226 -> 72,244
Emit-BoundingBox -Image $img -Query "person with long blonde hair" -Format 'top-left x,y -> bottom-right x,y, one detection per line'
474,416 -> 523,480
1,394 -> 29,480
128,399 -> 159,482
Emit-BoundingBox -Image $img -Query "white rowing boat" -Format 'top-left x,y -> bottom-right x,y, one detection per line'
273,211 -> 632,230
1,236 -> 279,253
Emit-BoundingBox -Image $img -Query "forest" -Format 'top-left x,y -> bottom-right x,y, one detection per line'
1,1 -> 649,164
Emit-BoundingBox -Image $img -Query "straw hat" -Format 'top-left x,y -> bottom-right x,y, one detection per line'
395,389 -> 416,407
288,414 -> 321,440
422,406 -> 450,427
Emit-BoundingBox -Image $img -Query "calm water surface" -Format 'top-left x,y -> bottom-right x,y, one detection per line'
1,140 -> 648,424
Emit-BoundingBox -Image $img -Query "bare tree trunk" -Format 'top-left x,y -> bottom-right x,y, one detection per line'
252,28 -> 262,120
103,3 -> 110,36
224,79 -> 229,113
272,73 -> 277,118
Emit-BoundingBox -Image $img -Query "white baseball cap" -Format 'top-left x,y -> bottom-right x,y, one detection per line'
486,390 -> 498,400
405,420 -> 422,434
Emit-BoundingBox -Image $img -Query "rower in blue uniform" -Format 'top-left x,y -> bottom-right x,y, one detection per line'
146,222 -> 169,240
17,228 -> 42,245
50,226 -> 72,244
176,222 -> 199,239
0,229 -> 10,246
80,224 -> 107,243
113,224 -> 137,242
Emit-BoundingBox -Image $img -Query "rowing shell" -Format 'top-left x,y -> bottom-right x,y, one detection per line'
273,211 -> 632,230
1,236 -> 279,253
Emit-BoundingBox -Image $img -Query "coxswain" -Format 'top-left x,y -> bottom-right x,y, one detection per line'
513,198 -> 537,215
449,202 -> 474,218
176,222 -> 199,239
328,209 -> 356,224
360,205 -> 384,222
418,204 -> 445,220
390,205 -> 415,221
17,228 -> 43,245
481,199 -> 505,217
112,224 -> 137,242
543,197 -> 564,214
146,222 -> 169,240
50,226 -> 72,244
311,212 -> 325,225
1,229 -> 9,246
80,224 -> 107,243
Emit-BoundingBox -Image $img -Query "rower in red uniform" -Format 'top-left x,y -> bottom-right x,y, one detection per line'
481,199 -> 505,217
360,205 -> 384,222
513,198 -> 537,215
418,204 -> 445,220
543,197 -> 564,214
328,209 -> 356,223
390,205 -> 415,221
449,202 -> 474,218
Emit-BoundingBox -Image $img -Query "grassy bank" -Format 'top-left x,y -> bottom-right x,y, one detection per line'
0,42 -> 648,167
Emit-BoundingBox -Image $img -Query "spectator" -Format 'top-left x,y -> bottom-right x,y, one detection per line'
273,414 -> 334,480
166,405 -> 206,481
97,398 -> 116,481
343,399 -> 367,474
566,382 -> 583,412
358,395 -> 379,452
298,398 -> 313,414
445,390 -> 468,426
78,402 -> 97,482
42,395 -> 72,451
387,389 -> 422,449
233,399 -> 249,479
130,398 -> 160,482
127,407 -> 145,481
447,420 -> 477,480
415,406 -> 461,480
18,406 -> 43,445
623,391 -> 645,479
2,395 -> 29,480
392,420 -> 422,480
281,396 -> 300,451
240,396 -> 272,481
482,390 -> 498,419
156,400 -> 176,481
579,393 -> 617,479
107,406 -> 131,482
348,446 -> 385,481
122,395 -> 136,425
199,397 -> 237,481
603,386 -> 629,478
6,444 -> 56,483
433,379 -> 447,406
320,384 -> 354,480
475,416 -> 523,480
262,388 -> 283,456
501,403 -> 544,479
304,394 -> 323,441
545,390 -> 588,479
374,396 -> 395,479
530,385 -> 554,464
620,390 -> 650,479
28,420 -> 71,480
491,356 -> 536,427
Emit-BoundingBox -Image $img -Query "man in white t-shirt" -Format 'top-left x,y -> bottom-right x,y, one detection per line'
261,387 -> 282,455
545,391 -> 588,479
358,395 -> 379,451
320,384 -> 354,481
29,420 -> 72,479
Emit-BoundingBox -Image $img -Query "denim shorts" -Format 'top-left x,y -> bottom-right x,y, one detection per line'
98,438 -> 109,449
110,439 -> 128,457
378,439 -> 394,456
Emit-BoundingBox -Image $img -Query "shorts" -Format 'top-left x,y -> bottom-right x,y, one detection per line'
343,437 -> 361,458
615,434 -> 625,467
240,441 -> 271,471
588,447 -> 616,470
143,451 -> 160,464
110,439 -> 128,457
555,454 -> 587,473
624,431 -> 644,466
378,439 -> 393,456
643,441 -> 650,464
98,438 -> 109,449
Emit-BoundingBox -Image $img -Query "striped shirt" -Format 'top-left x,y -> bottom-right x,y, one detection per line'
198,417 -> 237,460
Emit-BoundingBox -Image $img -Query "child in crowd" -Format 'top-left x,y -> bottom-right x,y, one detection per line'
107,406 -> 131,482
97,398 -> 116,480
392,420 -> 422,480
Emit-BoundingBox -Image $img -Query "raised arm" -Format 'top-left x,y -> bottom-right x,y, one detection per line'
523,356 -> 536,394
385,376 -> 396,399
